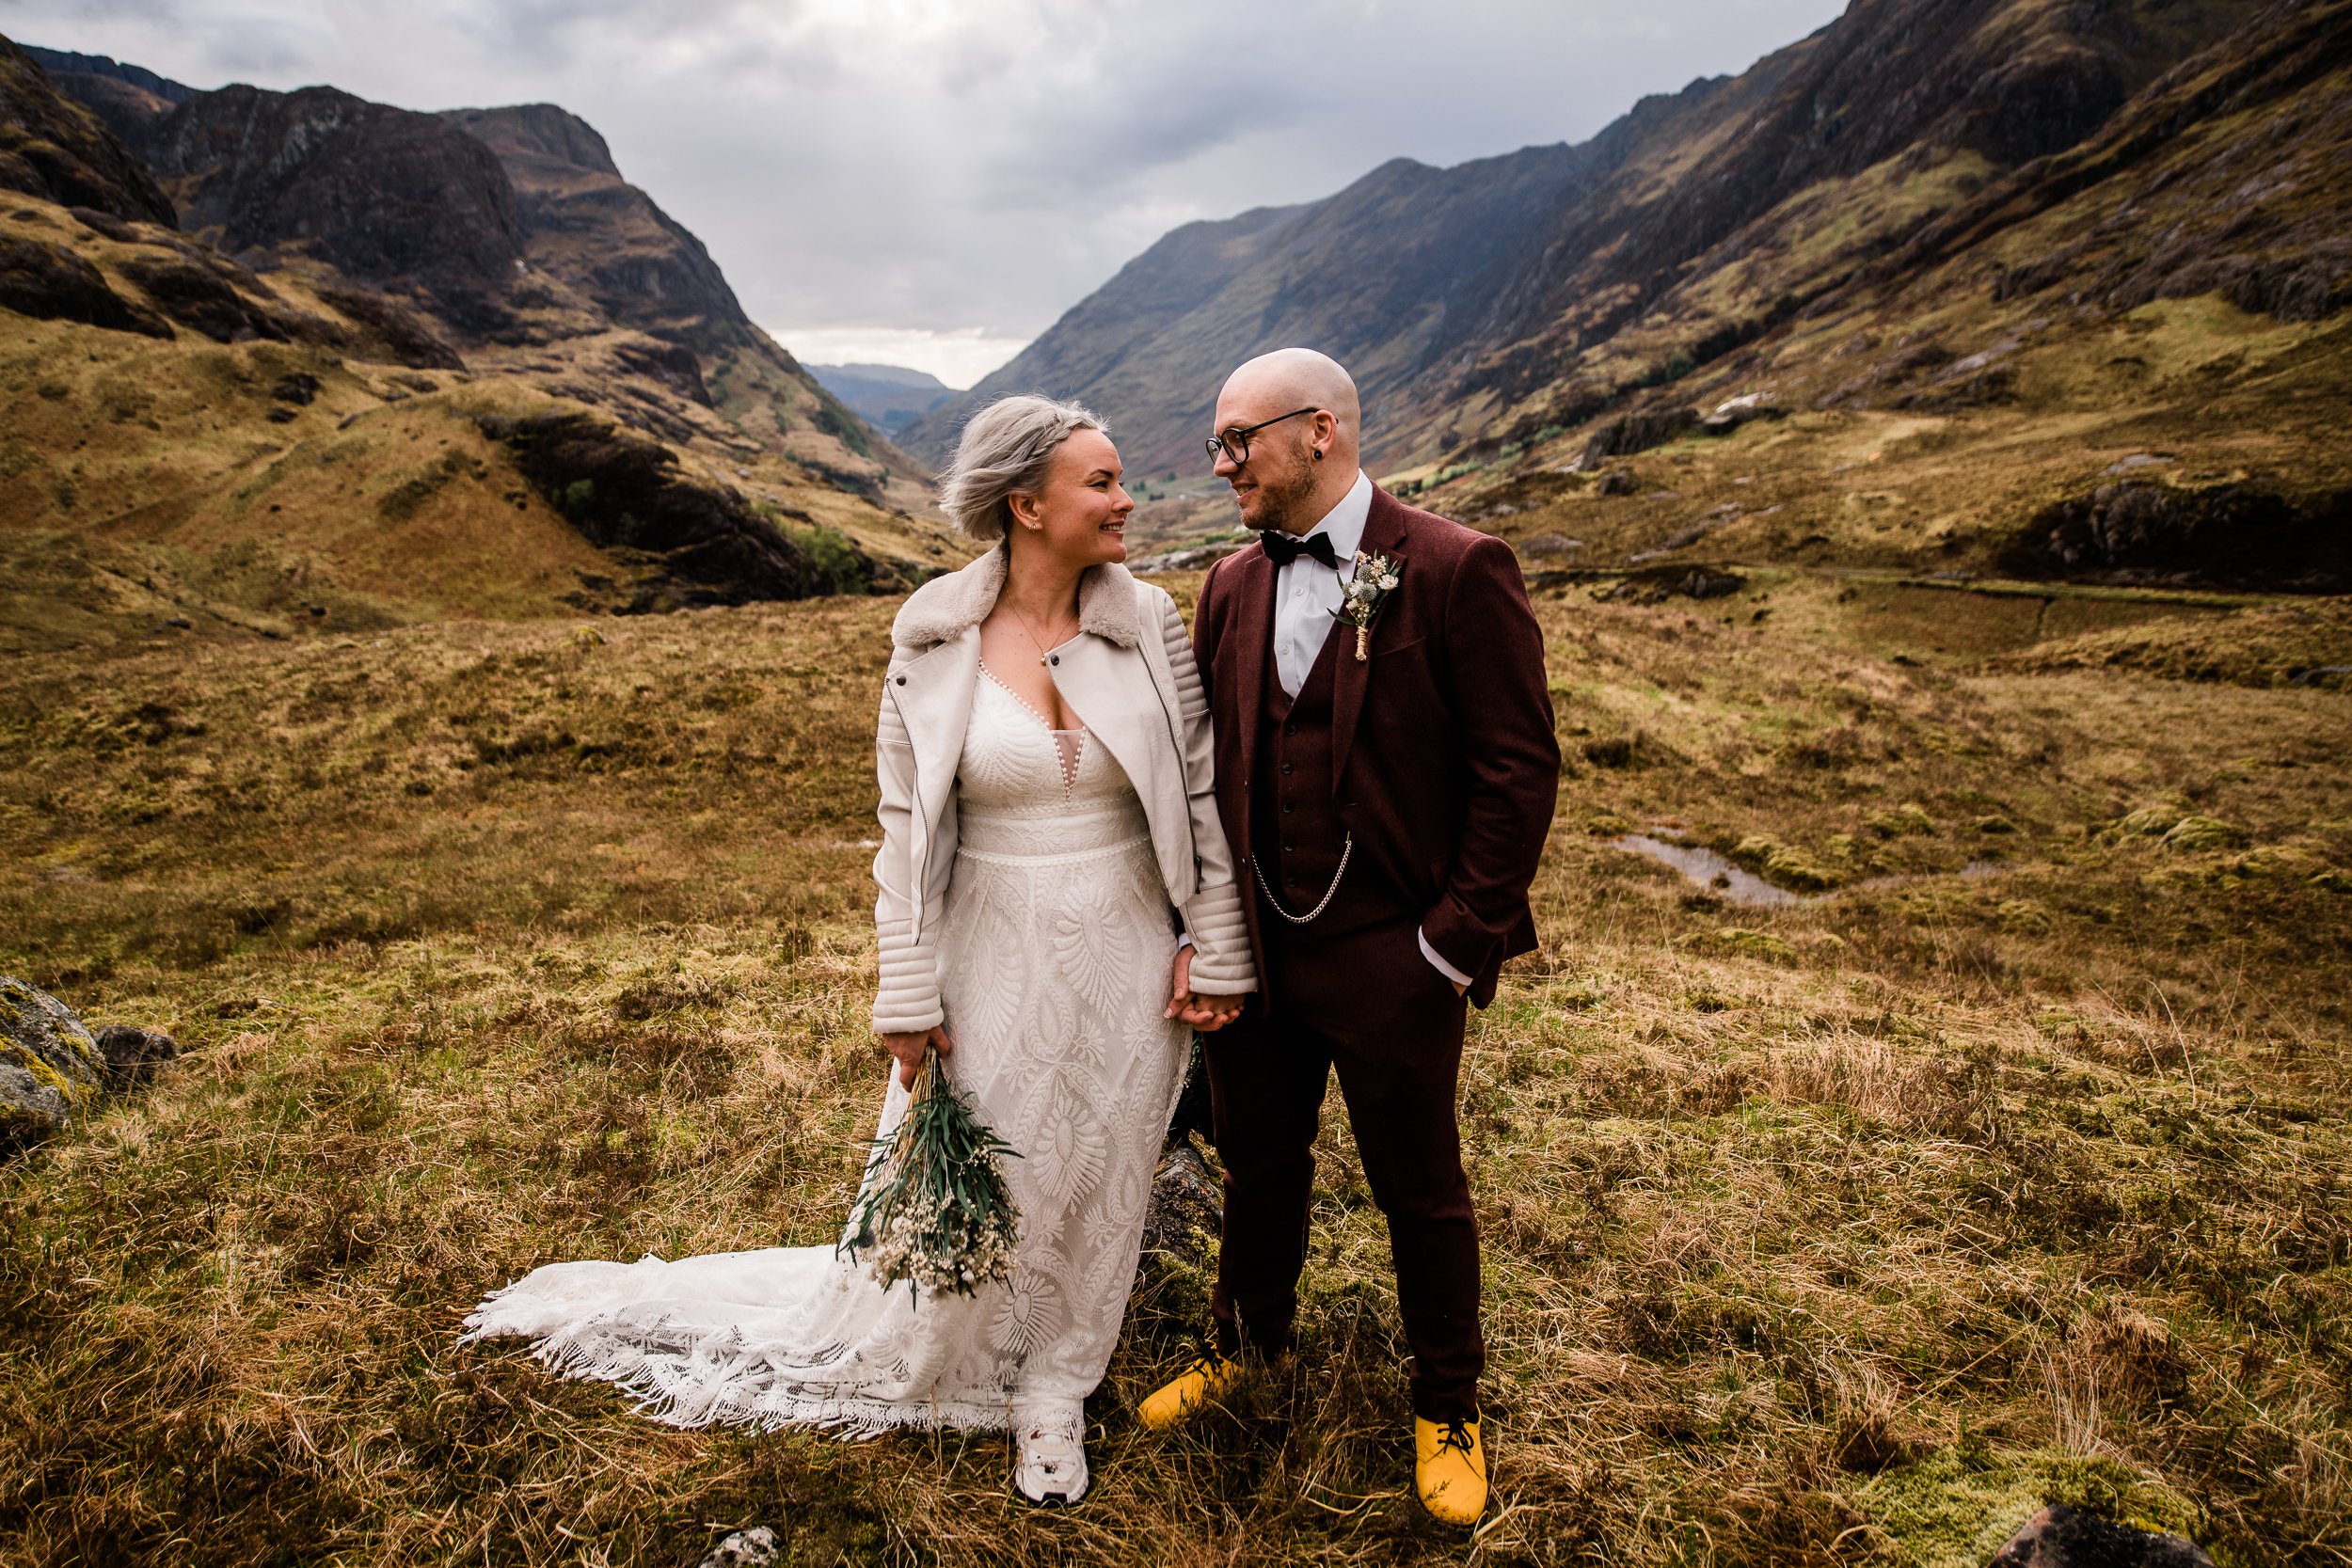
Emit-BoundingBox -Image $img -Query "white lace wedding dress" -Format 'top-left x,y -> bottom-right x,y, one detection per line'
463,668 -> 1189,1434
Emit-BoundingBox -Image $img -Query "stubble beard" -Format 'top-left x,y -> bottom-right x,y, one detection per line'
1242,457 -> 1319,535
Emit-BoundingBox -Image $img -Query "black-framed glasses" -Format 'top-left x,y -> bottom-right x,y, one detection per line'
1205,406 -> 1320,466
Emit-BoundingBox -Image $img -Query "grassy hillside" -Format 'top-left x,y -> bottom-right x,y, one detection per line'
0,193 -> 968,653
2,573 -> 2346,1566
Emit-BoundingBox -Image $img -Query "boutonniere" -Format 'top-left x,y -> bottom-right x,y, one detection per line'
1332,550 -> 1402,661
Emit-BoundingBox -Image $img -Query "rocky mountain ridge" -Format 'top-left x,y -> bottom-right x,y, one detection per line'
910,0 -> 2349,593
0,35 -> 961,648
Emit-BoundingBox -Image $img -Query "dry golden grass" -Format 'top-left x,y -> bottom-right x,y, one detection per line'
2,575 -> 2348,1566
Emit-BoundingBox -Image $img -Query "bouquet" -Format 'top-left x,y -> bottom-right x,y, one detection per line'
840,1044 -> 1022,1298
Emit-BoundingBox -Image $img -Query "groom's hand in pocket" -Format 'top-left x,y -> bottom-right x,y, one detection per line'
879,1025 -> 951,1088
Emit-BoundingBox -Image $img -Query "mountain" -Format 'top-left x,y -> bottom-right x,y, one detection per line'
805,362 -> 957,434
0,37 -> 173,225
18,45 -> 194,103
910,0 -> 2349,592
1,37 -> 961,650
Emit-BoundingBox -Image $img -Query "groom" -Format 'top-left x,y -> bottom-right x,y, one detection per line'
1137,349 -> 1559,1526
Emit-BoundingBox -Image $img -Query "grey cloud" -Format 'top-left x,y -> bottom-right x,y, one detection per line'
6,0 -> 1849,359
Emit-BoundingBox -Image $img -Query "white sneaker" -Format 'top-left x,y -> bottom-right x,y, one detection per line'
1010,1401 -> 1089,1506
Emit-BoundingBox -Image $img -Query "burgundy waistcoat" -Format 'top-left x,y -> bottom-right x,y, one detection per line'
1250,624 -> 1402,938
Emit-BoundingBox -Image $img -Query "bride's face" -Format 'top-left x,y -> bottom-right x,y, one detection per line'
1009,429 -> 1133,569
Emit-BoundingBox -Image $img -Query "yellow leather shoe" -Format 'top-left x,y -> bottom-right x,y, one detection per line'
1135,1352 -> 1241,1432
1414,1415 -> 1487,1528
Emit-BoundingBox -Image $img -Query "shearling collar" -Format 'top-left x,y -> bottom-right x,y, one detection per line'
891,545 -> 1143,650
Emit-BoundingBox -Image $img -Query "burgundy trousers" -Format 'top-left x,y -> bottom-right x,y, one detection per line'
1202,909 -> 1484,1421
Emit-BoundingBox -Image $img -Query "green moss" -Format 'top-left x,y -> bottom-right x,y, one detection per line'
1858,1447 -> 2215,1568
2161,816 -> 2248,851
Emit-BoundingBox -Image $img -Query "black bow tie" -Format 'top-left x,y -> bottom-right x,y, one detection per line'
1261,531 -> 1342,569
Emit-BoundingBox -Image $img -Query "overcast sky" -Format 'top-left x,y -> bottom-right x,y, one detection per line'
8,0 -> 1847,385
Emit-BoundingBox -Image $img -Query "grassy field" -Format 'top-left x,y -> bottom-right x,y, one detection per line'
2,574 -> 2348,1566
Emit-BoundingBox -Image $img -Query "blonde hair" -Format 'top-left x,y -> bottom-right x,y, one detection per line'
937,394 -> 1106,542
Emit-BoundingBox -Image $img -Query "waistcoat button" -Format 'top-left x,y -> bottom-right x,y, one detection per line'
894,675 -> 906,686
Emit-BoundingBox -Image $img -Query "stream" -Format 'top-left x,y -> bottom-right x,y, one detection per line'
1610,833 -> 1999,908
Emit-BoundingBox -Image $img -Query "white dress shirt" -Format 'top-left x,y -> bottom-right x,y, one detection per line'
1271,468 -> 1373,699
1263,469 -> 1472,991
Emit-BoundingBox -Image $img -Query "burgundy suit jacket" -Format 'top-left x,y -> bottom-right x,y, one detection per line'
1193,485 -> 1560,1007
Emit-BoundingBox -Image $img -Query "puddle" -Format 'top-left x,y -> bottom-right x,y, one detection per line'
1611,834 -> 2003,907
1610,835 -> 1808,908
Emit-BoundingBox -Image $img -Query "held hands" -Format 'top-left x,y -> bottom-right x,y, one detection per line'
1166,944 -> 1246,1033
879,1024 -> 953,1088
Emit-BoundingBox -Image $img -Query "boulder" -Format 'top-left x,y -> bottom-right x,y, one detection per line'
1575,406 -> 1697,470
1699,391 -> 1781,434
94,1024 -> 176,1088
1,976 -> 106,1150
1987,1503 -> 2213,1567
1516,532 -> 1586,560
692,1528 -> 779,1568
2160,816 -> 2248,852
1140,1142 -> 1221,1268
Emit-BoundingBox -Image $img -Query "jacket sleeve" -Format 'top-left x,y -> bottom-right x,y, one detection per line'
1418,533 -> 1561,981
1160,592 -> 1256,996
870,647 -> 946,1034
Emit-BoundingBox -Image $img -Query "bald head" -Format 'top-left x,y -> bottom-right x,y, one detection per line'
1211,348 -> 1365,534
1218,348 -> 1361,459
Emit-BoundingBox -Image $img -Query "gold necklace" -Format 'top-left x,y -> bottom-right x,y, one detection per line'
1007,602 -> 1077,667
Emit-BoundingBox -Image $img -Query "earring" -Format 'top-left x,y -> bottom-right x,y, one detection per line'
1311,449 -> 1324,461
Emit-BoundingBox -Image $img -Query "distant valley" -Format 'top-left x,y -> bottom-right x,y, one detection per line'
805,362 -> 957,436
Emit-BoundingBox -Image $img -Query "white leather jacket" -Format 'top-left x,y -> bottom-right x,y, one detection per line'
871,548 -> 1256,1034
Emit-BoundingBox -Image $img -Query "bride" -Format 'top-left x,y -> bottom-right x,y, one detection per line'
464,395 -> 1257,1505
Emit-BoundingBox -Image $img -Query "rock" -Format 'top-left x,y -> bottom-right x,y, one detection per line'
0,235 -> 174,338
1516,532 -> 1585,559
2115,803 -> 2185,838
271,372 -> 322,405
2160,816 -> 2248,852
479,411 -> 860,606
1699,391 -> 1781,434
1987,1503 -> 2213,1567
693,1527 -> 779,1568
94,1024 -> 176,1088
1140,1141 -> 1221,1268
1,977 -> 107,1151
1575,407 -> 1697,470
1595,468 -> 1638,497
1998,480 -> 2352,594
1128,543 -> 1241,574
